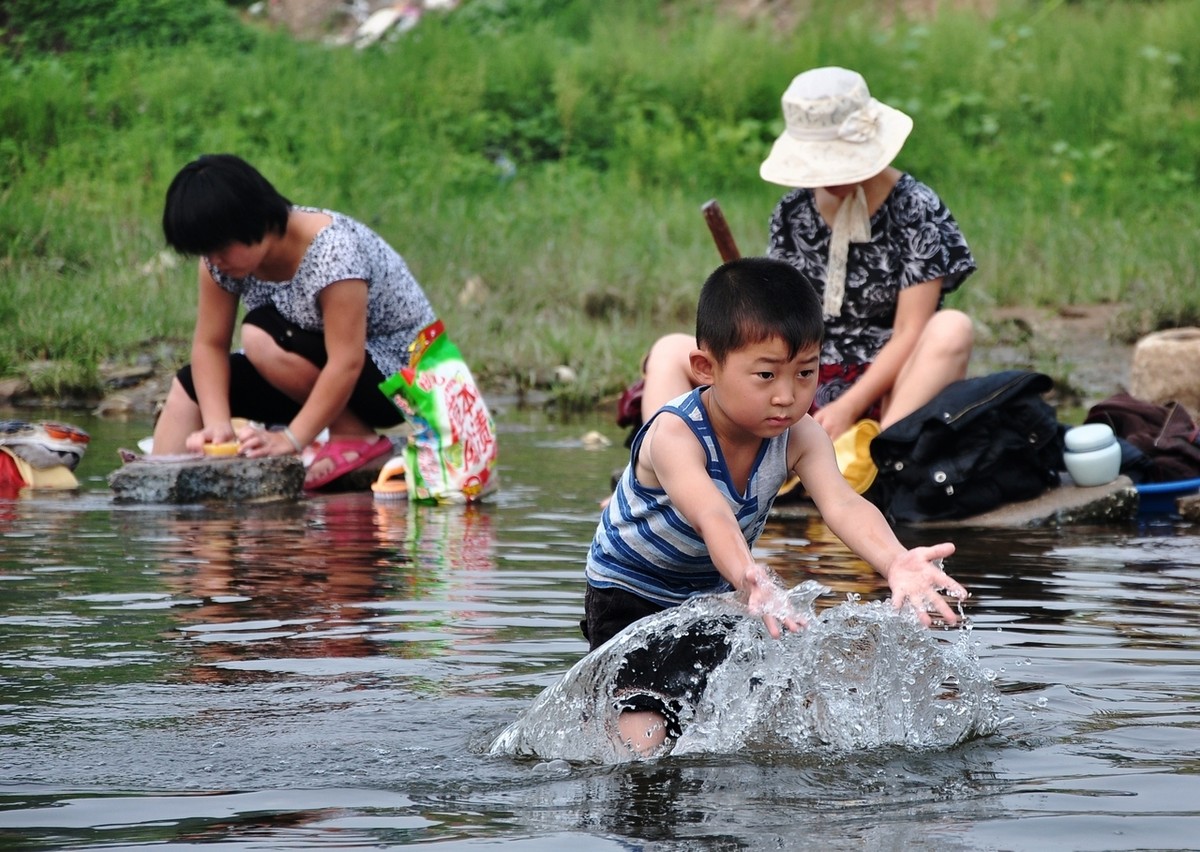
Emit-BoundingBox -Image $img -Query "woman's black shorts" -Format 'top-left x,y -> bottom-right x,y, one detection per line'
175,304 -> 403,428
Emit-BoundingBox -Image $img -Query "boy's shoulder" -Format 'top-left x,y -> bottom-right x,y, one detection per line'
641,406 -> 702,455
783,415 -> 828,462
635,405 -> 707,473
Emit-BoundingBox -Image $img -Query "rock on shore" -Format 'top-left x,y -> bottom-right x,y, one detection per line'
108,455 -> 306,503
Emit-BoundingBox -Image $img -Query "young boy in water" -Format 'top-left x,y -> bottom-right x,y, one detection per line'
583,257 -> 968,755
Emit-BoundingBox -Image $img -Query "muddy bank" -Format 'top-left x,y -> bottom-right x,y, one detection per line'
0,305 -> 1136,423
972,304 -> 1134,415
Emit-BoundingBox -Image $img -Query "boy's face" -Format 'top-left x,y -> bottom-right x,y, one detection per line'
699,335 -> 820,438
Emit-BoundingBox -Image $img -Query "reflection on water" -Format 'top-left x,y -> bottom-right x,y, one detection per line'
147,496 -> 500,680
1,409 -> 1200,850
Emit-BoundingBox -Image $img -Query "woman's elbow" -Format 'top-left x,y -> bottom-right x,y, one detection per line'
322,346 -> 366,379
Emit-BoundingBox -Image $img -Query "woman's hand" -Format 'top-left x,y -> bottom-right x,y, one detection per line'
812,398 -> 858,442
883,543 -> 968,626
184,423 -> 237,454
235,424 -> 297,458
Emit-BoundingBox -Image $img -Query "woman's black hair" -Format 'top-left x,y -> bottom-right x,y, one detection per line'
696,257 -> 825,363
162,154 -> 292,255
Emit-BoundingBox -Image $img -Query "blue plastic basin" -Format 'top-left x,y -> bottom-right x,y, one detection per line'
1135,477 -> 1200,517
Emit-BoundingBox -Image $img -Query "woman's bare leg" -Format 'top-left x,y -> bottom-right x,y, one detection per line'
240,325 -> 369,436
151,378 -> 203,455
881,309 -> 974,428
240,325 -> 382,485
642,333 -> 703,418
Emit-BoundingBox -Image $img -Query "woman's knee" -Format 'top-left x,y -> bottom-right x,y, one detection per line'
925,309 -> 974,357
644,333 -> 696,374
239,323 -> 277,362
641,333 -> 699,413
241,323 -> 314,375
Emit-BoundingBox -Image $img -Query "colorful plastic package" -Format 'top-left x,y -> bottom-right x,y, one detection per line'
379,320 -> 498,503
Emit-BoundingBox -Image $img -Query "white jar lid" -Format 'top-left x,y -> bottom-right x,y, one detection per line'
1065,423 -> 1116,453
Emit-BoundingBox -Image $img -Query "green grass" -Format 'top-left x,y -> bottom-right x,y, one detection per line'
2,0 -> 1199,405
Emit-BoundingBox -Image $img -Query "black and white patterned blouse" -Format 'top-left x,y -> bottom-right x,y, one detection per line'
206,207 -> 437,377
766,173 -> 976,368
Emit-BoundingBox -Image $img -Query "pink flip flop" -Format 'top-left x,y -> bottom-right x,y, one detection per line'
303,435 -> 395,491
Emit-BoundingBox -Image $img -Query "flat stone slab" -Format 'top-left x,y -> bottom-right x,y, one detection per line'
108,455 -> 306,503
771,475 -> 1139,529
921,475 -> 1138,529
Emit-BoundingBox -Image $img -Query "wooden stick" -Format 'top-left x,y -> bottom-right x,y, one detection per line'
701,199 -> 742,262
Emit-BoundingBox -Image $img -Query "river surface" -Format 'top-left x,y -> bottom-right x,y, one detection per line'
1,407 -> 1198,850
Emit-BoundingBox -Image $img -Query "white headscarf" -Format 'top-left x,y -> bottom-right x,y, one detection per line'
823,185 -> 871,319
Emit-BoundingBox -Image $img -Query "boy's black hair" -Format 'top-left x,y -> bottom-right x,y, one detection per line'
162,154 -> 292,255
695,256 -> 824,363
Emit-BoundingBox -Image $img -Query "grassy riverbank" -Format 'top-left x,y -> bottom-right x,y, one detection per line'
2,0 -> 1198,408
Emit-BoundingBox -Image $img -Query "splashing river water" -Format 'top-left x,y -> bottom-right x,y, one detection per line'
491,585 -> 1002,763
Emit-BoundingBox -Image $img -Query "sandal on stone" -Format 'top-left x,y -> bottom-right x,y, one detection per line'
303,435 -> 394,491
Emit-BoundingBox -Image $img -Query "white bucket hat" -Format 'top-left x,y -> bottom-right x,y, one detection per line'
759,66 -> 913,189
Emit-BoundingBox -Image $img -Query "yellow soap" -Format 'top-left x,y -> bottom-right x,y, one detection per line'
203,442 -> 241,457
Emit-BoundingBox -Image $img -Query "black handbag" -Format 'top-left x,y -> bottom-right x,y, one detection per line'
867,371 -> 1063,523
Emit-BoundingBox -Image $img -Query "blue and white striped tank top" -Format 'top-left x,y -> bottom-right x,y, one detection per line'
585,388 -> 791,607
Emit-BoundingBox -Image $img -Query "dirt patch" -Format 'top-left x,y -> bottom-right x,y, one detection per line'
973,303 -> 1134,415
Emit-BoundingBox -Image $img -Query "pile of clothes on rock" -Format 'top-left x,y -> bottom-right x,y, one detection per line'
0,420 -> 90,497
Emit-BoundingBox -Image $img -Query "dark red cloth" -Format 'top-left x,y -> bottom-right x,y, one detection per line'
616,377 -> 645,429
1085,393 -> 1200,482
810,362 -> 882,421
0,451 -> 27,498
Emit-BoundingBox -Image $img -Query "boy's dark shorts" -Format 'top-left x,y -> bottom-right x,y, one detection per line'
176,305 -> 403,429
582,583 -> 736,740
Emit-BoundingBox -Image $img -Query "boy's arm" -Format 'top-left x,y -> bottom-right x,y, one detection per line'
640,415 -> 801,637
790,417 -> 968,626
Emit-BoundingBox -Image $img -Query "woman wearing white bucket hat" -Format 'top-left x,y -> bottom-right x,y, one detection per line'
641,66 -> 975,444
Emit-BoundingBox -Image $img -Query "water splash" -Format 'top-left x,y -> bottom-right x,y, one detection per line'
490,581 -> 1002,763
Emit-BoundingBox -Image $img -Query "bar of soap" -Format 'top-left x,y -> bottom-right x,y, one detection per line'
203,442 -> 241,457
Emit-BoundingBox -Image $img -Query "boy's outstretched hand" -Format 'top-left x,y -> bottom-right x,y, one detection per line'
742,562 -> 806,638
884,542 -> 968,627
